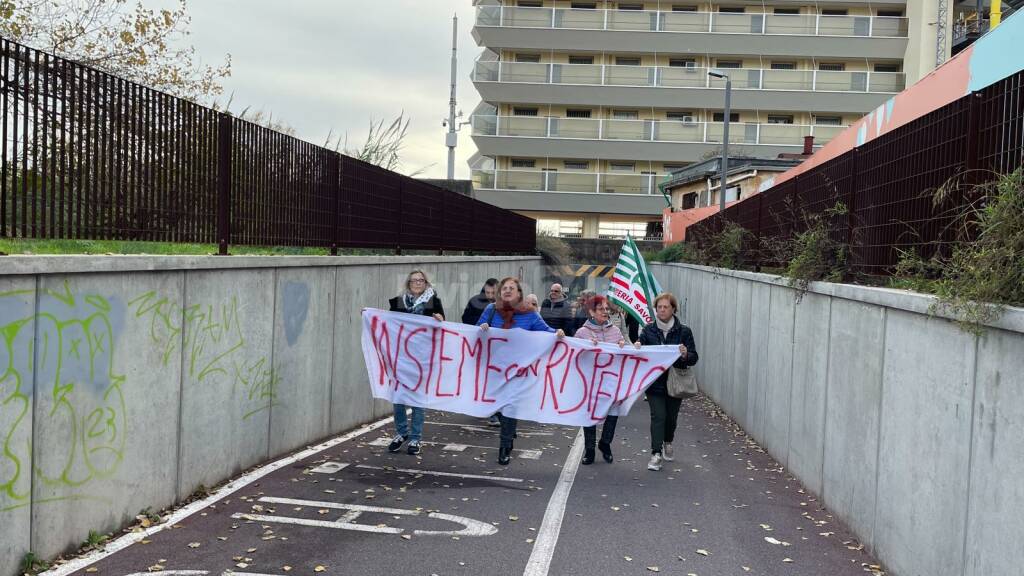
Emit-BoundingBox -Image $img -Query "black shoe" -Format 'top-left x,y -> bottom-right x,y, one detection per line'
582,448 -> 595,465
498,446 -> 511,465
407,441 -> 421,455
387,434 -> 407,453
598,441 -> 613,463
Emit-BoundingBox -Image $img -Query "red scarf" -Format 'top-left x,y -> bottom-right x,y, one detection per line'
496,300 -> 530,328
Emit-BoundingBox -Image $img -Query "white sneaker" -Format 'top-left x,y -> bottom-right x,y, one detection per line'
663,442 -> 674,461
647,453 -> 663,471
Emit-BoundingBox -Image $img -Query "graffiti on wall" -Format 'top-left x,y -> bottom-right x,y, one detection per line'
1,279 -> 305,511
1,282 -> 127,511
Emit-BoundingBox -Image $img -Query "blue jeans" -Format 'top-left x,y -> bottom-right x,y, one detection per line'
393,404 -> 424,442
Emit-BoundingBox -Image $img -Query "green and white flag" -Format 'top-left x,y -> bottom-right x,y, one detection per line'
608,234 -> 663,325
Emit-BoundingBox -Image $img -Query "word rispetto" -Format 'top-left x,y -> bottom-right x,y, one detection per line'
361,310 -> 681,426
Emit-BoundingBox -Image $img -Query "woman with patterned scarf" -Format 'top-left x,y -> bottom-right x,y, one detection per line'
477,277 -> 565,465
386,269 -> 445,456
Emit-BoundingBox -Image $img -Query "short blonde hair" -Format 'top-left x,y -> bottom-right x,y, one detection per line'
653,292 -> 678,312
405,269 -> 431,291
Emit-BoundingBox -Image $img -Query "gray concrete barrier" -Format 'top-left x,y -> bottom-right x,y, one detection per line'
653,262 -> 1024,576
0,255 -> 542,576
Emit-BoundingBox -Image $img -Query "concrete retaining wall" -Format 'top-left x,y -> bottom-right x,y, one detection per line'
0,255 -> 542,575
653,262 -> 1024,576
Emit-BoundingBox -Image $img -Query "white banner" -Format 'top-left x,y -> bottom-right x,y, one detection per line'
361,309 -> 681,427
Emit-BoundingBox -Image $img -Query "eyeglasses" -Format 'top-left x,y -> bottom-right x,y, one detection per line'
550,289 -> 562,293
410,278 -> 426,283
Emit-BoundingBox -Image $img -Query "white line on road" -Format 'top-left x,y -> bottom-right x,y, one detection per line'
523,429 -> 584,576
41,417 -> 395,576
366,437 -> 542,459
353,463 -> 525,483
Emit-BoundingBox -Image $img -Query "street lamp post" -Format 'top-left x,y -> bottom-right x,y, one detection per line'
708,69 -> 731,213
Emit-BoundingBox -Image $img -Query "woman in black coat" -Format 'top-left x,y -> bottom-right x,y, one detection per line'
385,269 -> 444,456
638,292 -> 698,471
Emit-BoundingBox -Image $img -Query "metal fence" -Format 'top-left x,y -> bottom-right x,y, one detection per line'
0,38 -> 536,254
687,68 -> 1024,276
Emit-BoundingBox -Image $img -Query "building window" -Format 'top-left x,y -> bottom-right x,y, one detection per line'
599,221 -> 649,240
771,61 -> 796,70
612,109 -> 639,120
718,7 -> 746,13
515,53 -> 541,63
672,5 -> 698,11
615,56 -> 641,66
716,60 -> 742,69
667,111 -> 695,122
564,160 -> 590,170
874,63 -> 900,73
518,0 -> 543,6
609,162 -> 636,171
877,10 -> 903,17
538,219 -> 584,238
767,115 -> 794,124
618,3 -> 644,10
511,158 -> 537,168
774,8 -> 799,14
570,2 -> 597,8
513,107 -> 539,116
566,109 -> 592,118
669,58 -> 697,67
821,9 -> 848,15
568,55 -> 594,65
819,62 -> 846,71
713,112 -> 740,122
814,115 -> 842,126
681,192 -> 699,210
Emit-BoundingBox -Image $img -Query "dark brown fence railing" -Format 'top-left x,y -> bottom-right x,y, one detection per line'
687,68 -> 1024,276
0,38 -> 536,254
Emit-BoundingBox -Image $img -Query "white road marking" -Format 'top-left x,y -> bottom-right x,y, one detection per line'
353,463 -> 525,483
310,462 -> 350,474
523,429 -> 585,576
233,496 -> 497,537
428,422 -> 554,436
367,437 -> 542,459
442,443 -> 468,451
42,417 -> 395,576
122,572 -> 283,576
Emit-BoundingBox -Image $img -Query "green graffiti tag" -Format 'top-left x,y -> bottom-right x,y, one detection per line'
130,292 -> 279,420
1,282 -> 127,512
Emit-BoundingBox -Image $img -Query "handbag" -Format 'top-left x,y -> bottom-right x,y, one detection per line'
667,366 -> 698,399
657,323 -> 698,399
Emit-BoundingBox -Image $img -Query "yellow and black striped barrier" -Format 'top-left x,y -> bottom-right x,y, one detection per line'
554,264 -> 616,278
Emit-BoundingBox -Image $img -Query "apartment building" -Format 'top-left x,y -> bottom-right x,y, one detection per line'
469,0 -> 939,240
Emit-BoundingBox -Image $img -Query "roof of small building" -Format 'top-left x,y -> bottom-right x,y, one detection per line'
660,156 -> 804,192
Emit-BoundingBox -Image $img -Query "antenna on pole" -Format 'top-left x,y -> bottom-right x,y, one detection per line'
445,13 -> 459,180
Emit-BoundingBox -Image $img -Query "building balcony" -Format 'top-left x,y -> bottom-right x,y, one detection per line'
474,61 -> 905,94
476,6 -> 908,37
470,115 -> 845,161
471,169 -> 670,216
472,6 -> 908,59
472,61 -> 903,112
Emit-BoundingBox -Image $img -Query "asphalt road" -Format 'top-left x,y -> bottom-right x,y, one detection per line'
50,395 -> 885,576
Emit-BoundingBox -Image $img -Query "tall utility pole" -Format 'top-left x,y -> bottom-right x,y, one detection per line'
708,70 -> 732,213
446,14 -> 459,180
936,0 -> 948,67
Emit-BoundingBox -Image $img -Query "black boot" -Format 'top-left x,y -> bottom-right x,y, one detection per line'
582,447 -> 595,465
498,446 -> 511,465
598,441 -> 613,463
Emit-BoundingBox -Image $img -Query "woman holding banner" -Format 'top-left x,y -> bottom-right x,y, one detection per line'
639,292 -> 698,472
386,269 -> 445,456
573,294 -> 636,466
478,277 -> 565,465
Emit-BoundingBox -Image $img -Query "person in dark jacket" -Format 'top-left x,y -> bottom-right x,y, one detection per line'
386,269 -> 445,456
539,283 -> 573,333
622,307 -> 641,343
462,278 -> 498,325
478,277 -> 565,465
638,292 -> 698,471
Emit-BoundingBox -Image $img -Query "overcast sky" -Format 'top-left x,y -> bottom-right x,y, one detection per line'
184,0 -> 482,179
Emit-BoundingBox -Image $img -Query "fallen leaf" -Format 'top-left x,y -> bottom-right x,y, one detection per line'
85,569 -> 98,573
187,542 -> 201,548
314,566 -> 327,572
765,537 -> 782,545
696,549 -> 710,556
647,567 -> 660,573
509,515 -> 519,521
783,558 -> 794,563
401,535 -> 412,540
282,567 -> 292,572
624,556 -> 633,562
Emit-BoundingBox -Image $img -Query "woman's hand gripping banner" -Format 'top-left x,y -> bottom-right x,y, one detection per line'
362,309 -> 681,427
